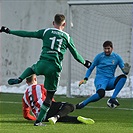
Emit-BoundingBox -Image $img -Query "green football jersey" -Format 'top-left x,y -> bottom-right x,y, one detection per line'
10,28 -> 85,70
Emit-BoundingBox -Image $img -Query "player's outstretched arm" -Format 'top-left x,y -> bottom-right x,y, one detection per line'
0,26 -> 44,38
22,99 -> 36,121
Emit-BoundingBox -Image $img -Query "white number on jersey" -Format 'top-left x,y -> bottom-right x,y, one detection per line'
49,37 -> 63,52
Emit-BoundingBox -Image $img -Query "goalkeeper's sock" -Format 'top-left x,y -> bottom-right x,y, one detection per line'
36,104 -> 49,122
111,77 -> 126,98
76,93 -> 100,109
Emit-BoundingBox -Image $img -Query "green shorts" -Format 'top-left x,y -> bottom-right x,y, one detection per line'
31,60 -> 61,91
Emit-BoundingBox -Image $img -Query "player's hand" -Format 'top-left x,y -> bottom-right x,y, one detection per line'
84,60 -> 92,68
122,63 -> 131,74
79,78 -> 88,86
0,26 -> 10,33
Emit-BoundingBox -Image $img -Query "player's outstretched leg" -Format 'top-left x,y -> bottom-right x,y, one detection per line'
8,67 -> 35,85
77,116 -> 95,124
8,77 -> 22,85
76,90 -> 104,109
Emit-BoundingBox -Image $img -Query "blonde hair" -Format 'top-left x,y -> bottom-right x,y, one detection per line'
26,74 -> 36,83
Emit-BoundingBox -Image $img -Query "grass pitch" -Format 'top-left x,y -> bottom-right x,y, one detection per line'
0,93 -> 133,133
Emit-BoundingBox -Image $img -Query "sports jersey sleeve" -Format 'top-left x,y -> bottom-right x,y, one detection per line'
68,37 -> 85,65
22,99 -> 36,121
85,54 -> 99,78
9,29 -> 45,39
117,55 -> 125,73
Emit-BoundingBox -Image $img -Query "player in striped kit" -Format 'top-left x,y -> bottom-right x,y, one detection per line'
22,74 -> 95,125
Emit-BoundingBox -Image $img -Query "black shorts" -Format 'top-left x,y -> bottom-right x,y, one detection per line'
45,101 -> 66,121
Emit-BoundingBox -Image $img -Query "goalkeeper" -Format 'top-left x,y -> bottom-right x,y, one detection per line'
76,41 -> 131,109
0,14 -> 91,126
23,74 -> 94,125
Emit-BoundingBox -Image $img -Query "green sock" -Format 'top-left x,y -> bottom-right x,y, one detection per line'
37,104 -> 50,122
19,67 -> 35,80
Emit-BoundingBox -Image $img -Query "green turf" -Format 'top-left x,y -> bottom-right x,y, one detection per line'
0,93 -> 133,133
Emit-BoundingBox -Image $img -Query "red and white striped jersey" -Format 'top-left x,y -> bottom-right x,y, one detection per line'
22,84 -> 55,118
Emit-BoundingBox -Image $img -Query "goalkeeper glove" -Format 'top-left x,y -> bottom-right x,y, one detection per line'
122,63 -> 131,74
0,26 -> 10,33
84,60 -> 92,68
79,78 -> 88,86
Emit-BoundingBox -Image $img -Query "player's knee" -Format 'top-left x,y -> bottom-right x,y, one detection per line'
114,74 -> 127,86
67,103 -> 75,112
64,103 -> 75,112
97,89 -> 105,98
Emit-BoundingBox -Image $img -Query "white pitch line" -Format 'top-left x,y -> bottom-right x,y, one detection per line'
85,106 -> 133,111
0,101 -> 21,104
0,101 -> 133,111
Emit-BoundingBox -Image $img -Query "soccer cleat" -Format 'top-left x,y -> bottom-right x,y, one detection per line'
48,117 -> 57,124
77,116 -> 95,124
8,78 -> 22,85
107,98 -> 120,108
34,122 -> 46,126
76,102 -> 84,109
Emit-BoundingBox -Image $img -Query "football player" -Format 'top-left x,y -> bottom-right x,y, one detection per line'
23,74 -> 95,125
76,41 -> 130,109
0,14 -> 91,126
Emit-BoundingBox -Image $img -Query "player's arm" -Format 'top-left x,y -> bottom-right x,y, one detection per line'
22,99 -> 36,121
0,26 -> 44,39
68,37 -> 91,68
79,63 -> 95,86
79,55 -> 98,86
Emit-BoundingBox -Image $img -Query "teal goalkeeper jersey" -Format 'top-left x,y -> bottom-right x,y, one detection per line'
9,28 -> 85,70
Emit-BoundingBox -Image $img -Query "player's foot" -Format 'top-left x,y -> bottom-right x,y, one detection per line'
34,122 -> 46,126
48,117 -> 57,124
108,98 -> 120,106
76,102 -> 84,109
77,116 -> 95,124
8,78 -> 22,85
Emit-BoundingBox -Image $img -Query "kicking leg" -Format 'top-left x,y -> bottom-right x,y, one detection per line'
58,115 -> 79,123
76,89 -> 105,109
58,115 -> 95,124
48,102 -> 74,124
34,91 -> 55,126
8,67 -> 35,85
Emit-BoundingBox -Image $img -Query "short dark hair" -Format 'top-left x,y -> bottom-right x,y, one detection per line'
54,14 -> 65,25
103,41 -> 113,48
